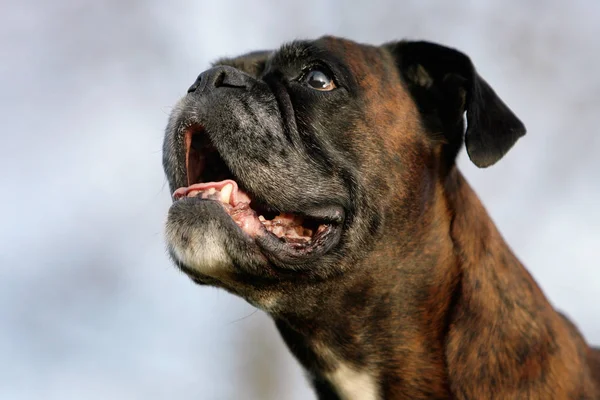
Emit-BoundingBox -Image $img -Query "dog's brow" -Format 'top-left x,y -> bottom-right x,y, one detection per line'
266,40 -> 351,87
268,41 -> 312,68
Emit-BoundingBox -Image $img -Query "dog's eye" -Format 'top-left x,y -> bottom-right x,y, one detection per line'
304,69 -> 336,91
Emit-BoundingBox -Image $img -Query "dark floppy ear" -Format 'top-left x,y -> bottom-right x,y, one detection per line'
385,41 -> 526,168
213,50 -> 272,78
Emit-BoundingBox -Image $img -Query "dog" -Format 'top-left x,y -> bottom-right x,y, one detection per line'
162,36 -> 600,399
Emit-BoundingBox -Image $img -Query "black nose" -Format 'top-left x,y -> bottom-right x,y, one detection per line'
187,65 -> 253,94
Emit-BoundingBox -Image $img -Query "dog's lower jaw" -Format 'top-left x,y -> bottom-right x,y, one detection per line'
270,170 -> 599,400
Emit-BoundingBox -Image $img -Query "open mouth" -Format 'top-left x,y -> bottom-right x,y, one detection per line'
172,125 -> 343,255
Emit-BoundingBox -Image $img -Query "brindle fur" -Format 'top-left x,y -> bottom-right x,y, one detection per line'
163,36 -> 600,399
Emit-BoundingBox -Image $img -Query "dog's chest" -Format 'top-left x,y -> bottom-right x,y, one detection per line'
312,342 -> 379,400
323,362 -> 379,400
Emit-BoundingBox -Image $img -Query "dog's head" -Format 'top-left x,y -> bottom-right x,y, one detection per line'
162,36 -> 525,306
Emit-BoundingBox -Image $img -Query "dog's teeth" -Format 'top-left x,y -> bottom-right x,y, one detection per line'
273,226 -> 285,238
258,215 -> 266,222
207,188 -> 216,195
188,190 -> 200,198
220,184 -> 233,204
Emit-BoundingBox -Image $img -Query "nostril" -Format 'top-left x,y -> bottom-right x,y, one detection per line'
188,66 -> 251,94
213,71 -> 226,88
187,75 -> 202,93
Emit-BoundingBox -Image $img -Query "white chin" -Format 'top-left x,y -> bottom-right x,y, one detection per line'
165,221 -> 234,279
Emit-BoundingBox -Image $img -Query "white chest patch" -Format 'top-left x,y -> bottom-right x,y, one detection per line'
324,362 -> 379,400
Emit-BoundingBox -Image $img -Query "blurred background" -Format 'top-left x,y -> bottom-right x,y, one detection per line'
1,0 -> 599,399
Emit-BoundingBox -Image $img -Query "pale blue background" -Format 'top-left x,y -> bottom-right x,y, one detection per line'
1,1 -> 599,399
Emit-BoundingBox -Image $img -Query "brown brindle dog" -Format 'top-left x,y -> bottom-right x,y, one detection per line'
162,36 -> 600,399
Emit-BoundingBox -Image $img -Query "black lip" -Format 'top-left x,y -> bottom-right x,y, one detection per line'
230,180 -> 346,265
256,217 -> 343,267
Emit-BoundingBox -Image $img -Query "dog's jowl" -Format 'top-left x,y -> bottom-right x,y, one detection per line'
162,36 -> 600,399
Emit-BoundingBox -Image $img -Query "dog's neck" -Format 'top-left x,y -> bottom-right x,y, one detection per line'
270,167 -> 546,399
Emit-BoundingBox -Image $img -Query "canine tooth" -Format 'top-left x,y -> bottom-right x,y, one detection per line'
220,184 -> 233,204
258,215 -> 266,222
